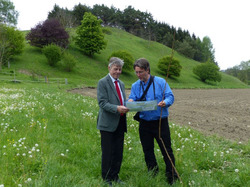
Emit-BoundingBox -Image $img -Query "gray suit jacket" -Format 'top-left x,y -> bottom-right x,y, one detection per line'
97,74 -> 127,132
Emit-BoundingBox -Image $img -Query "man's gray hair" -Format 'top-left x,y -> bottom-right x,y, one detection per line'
108,57 -> 124,68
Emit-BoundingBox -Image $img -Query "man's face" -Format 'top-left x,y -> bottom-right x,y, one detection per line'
109,65 -> 122,80
135,66 -> 150,83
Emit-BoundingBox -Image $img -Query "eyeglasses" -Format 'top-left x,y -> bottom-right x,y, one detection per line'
135,71 -> 145,75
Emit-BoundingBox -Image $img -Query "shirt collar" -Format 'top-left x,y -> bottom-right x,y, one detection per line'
108,73 -> 119,83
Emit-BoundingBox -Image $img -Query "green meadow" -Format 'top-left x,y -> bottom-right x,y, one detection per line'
0,27 -> 249,186
0,84 -> 249,186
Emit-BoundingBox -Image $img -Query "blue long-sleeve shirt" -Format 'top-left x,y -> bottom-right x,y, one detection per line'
129,75 -> 174,121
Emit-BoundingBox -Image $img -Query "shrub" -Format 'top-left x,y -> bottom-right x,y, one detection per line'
108,50 -> 134,72
158,56 -> 182,77
42,44 -> 62,66
26,18 -> 69,48
60,52 -> 77,72
193,61 -> 222,82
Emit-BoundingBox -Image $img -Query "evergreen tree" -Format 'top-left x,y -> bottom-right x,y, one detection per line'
48,4 -> 76,28
74,12 -> 107,57
72,3 -> 90,26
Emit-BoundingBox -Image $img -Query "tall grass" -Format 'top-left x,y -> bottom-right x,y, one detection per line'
0,83 -> 249,186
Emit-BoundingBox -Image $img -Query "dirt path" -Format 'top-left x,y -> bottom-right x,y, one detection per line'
69,88 -> 250,143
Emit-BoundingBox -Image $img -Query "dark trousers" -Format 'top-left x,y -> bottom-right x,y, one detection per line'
100,116 -> 126,182
139,117 -> 176,177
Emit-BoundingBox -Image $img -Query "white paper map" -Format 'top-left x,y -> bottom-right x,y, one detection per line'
126,100 -> 158,111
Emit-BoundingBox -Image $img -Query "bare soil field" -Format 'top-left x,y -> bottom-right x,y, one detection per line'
69,88 -> 250,143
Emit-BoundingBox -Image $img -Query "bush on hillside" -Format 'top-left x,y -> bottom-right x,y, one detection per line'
193,61 -> 222,82
42,44 -> 62,66
108,50 -> 134,72
60,52 -> 77,72
26,19 -> 69,48
157,56 -> 182,77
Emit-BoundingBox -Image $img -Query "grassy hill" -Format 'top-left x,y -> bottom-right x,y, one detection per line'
4,27 -> 249,89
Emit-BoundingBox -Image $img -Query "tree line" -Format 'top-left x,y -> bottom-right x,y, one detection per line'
47,3 -> 217,65
224,60 -> 250,85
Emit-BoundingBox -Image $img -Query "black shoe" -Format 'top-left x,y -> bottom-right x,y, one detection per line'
167,175 -> 178,185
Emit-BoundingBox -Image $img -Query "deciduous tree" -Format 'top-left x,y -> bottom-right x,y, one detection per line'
74,12 -> 107,57
0,24 -> 24,69
193,61 -> 222,83
0,0 -> 18,26
26,19 -> 69,48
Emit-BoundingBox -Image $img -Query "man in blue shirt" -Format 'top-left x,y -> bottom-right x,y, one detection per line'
128,58 -> 178,184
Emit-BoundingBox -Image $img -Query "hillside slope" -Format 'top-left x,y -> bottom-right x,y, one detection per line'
8,27 -> 249,89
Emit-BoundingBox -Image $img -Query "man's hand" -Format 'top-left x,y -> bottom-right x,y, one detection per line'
117,105 -> 129,114
158,101 -> 166,108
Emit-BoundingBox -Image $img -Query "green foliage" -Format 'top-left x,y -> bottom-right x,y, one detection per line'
108,50 -> 134,72
176,40 -> 196,59
201,36 -> 216,63
72,3 -> 91,26
158,56 -> 182,77
42,44 -> 62,66
48,4 -> 77,28
74,12 -> 107,57
60,52 -> 77,72
0,0 -> 19,26
225,60 -> 250,85
0,24 -> 25,69
193,61 -> 222,83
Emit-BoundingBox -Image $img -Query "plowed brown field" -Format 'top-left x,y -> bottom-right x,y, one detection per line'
70,88 -> 250,143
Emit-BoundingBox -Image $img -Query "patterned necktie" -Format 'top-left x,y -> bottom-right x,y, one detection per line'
114,80 -> 123,105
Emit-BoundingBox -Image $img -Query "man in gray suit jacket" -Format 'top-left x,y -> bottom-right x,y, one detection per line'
97,57 -> 129,185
